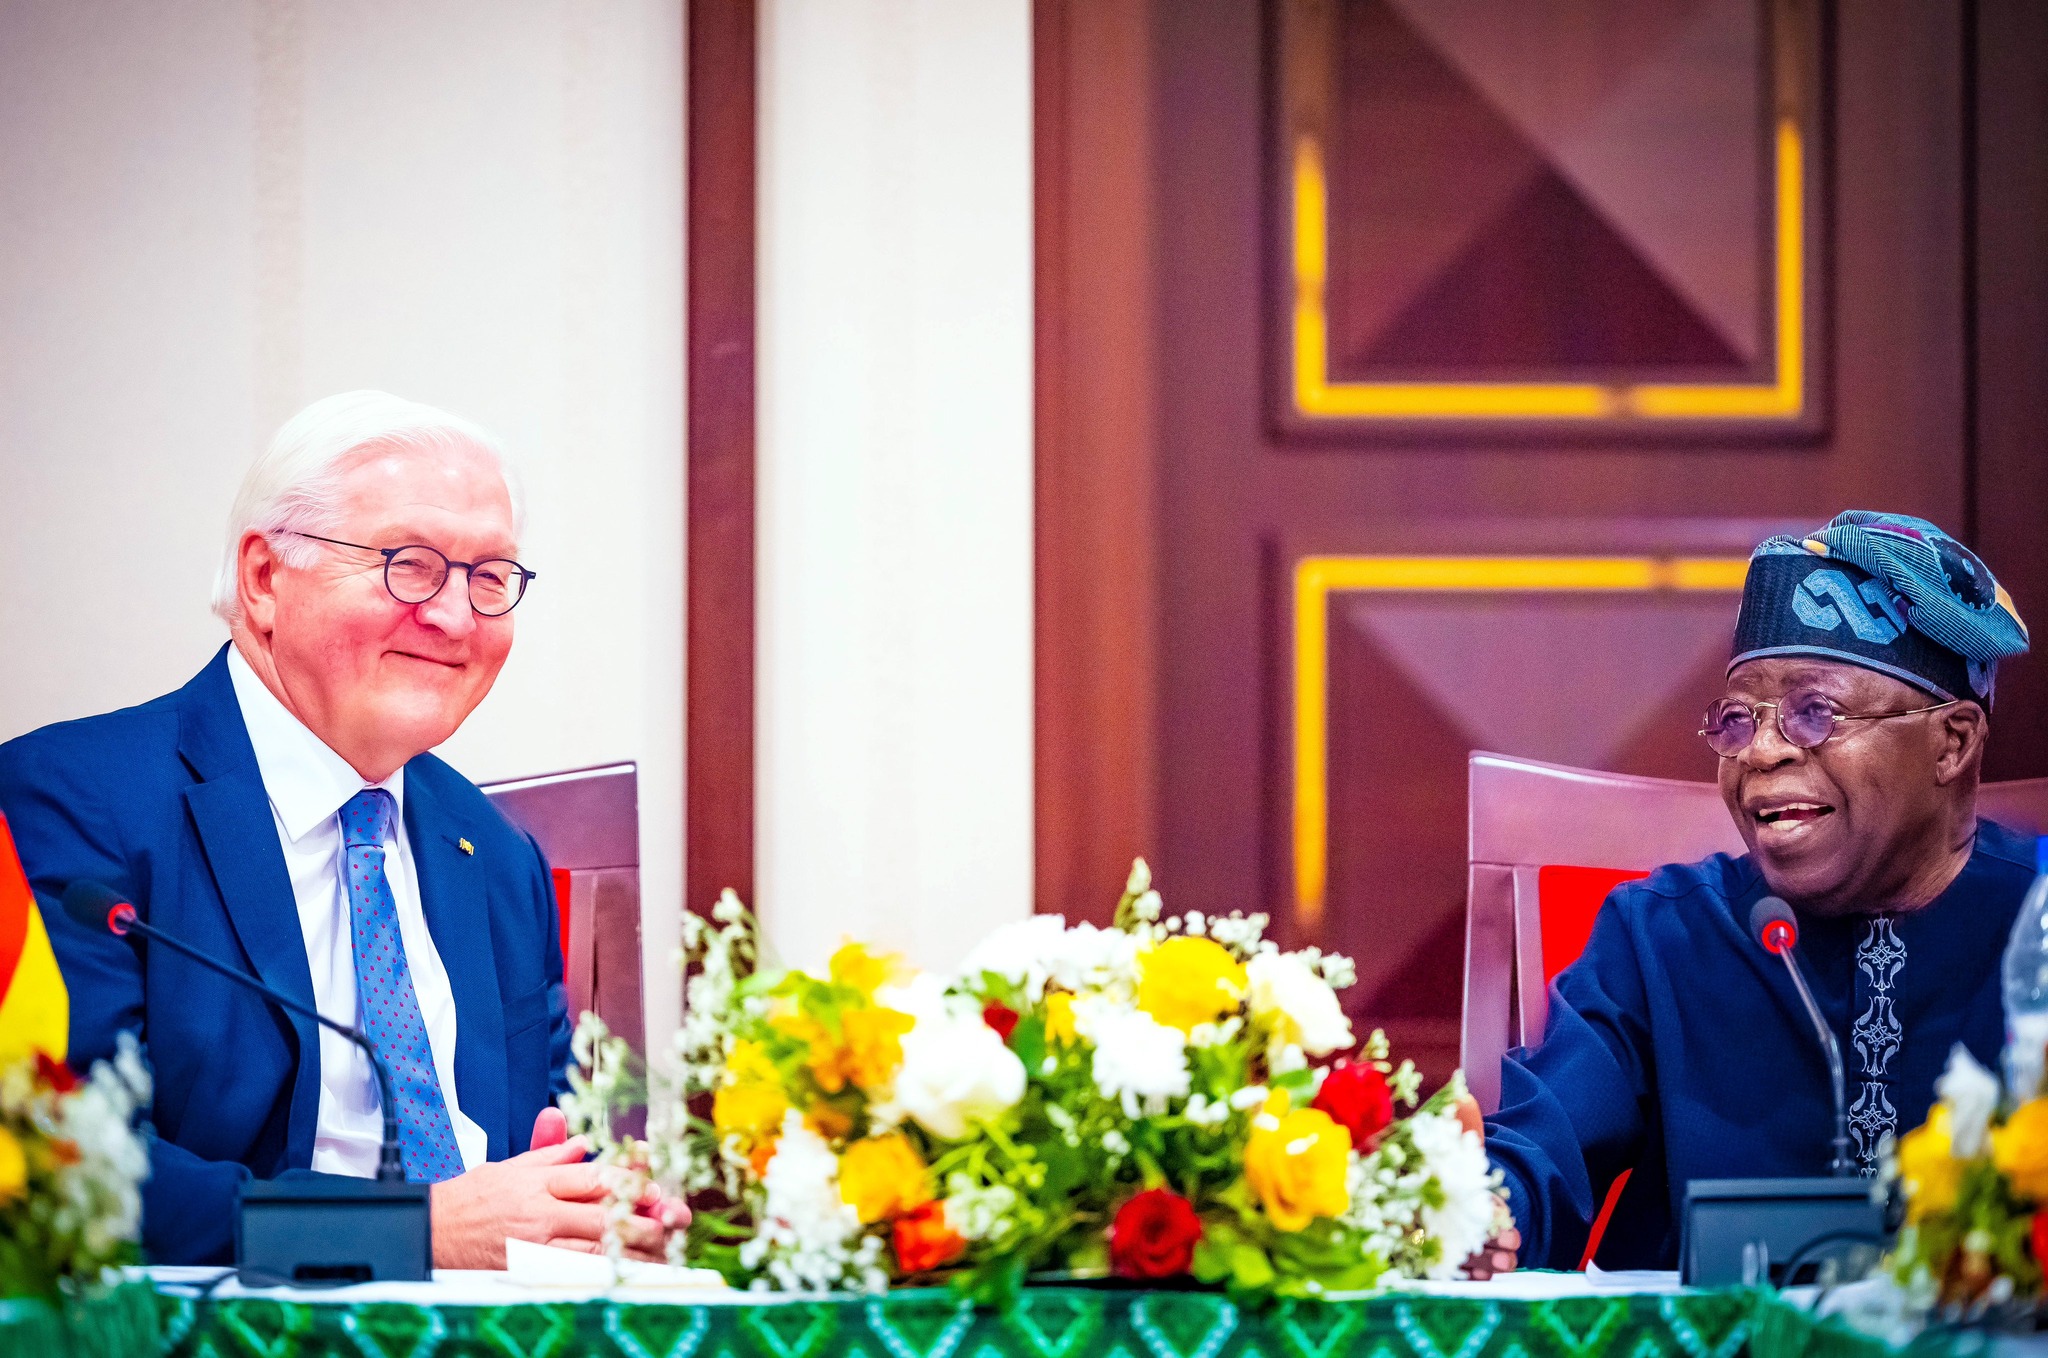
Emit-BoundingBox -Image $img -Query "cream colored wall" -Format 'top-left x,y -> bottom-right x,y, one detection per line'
755,0 -> 1035,975
0,0 -> 687,1046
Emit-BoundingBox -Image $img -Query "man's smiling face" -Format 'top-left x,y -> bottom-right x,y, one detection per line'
1716,656 -> 1965,915
263,441 -> 518,777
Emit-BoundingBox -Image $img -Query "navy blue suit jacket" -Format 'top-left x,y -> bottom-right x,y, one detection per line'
0,645 -> 572,1264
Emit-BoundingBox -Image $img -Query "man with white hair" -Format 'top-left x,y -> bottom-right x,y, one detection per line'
0,392 -> 683,1266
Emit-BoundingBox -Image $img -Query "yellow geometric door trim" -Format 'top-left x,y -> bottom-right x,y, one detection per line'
1292,555 -> 1750,927
1291,123 -> 1806,423
1272,0 -> 1824,437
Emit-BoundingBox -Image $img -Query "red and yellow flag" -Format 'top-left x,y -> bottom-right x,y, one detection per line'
0,813 -> 66,1065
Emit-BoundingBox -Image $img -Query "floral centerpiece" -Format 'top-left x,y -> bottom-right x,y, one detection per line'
565,862 -> 1507,1299
1883,1042 -> 2048,1315
0,1037 -> 151,1302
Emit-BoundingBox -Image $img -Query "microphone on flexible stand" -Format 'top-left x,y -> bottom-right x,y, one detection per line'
59,880 -> 406,1183
1750,895 -> 1855,1177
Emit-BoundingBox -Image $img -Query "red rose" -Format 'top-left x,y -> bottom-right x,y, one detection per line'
982,1002 -> 1021,1044
2032,1209 -> 2048,1270
893,1200 -> 968,1274
34,1050 -> 77,1095
1313,1060 -> 1394,1147
1109,1188 -> 1203,1279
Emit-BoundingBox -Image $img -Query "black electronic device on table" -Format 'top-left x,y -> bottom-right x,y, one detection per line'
1681,1177 -> 1890,1286
237,1178 -> 431,1285
59,880 -> 432,1283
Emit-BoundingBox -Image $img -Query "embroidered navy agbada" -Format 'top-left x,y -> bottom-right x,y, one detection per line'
1485,818 -> 2037,1270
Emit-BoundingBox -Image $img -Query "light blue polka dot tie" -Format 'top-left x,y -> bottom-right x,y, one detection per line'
340,789 -> 464,1183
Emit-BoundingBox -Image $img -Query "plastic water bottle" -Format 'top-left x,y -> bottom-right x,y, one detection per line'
2001,839 -> 2048,1098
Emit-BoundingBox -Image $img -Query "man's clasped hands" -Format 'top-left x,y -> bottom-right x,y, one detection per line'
429,1108 -> 692,1269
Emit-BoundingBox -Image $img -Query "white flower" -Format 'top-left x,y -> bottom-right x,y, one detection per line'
954,917 -> 1143,1003
739,1113 -> 886,1292
942,1177 -> 1019,1243
1406,1109 -> 1505,1279
959,915 -> 1073,1002
889,989 -> 1026,1141
1077,999 -> 1189,1113
1245,951 -> 1354,1056
1937,1043 -> 2001,1157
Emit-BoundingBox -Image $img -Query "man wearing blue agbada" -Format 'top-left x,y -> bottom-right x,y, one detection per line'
1484,511 -> 2034,1270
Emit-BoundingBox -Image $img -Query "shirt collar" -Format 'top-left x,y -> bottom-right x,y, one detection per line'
226,643 -> 405,844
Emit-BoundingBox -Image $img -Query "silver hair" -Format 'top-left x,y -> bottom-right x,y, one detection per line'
211,390 -> 523,625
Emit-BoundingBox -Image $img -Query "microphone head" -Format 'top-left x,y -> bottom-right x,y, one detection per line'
60,880 -> 136,936
1750,895 -> 1798,953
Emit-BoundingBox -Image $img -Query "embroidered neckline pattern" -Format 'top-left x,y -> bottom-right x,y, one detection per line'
1847,916 -> 1905,1175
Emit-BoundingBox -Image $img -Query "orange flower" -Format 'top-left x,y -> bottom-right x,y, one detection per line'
893,1200 -> 967,1273
805,1104 -> 855,1142
808,1005 -> 914,1095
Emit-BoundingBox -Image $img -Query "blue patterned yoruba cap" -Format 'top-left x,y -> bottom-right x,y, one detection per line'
1729,510 -> 2029,709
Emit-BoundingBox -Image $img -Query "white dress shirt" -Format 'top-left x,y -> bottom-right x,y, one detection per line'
226,645 -> 487,1177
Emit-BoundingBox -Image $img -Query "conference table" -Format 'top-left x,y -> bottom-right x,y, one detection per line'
4,1265 -> 1936,1358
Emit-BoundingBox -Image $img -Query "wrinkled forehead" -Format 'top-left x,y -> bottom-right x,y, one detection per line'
1722,654 -> 1930,706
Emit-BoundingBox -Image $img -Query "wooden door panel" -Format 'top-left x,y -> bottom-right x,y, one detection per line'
1037,0 -> 2048,1092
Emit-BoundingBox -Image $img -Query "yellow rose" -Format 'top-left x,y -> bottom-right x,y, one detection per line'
713,1081 -> 787,1142
1137,937 -> 1248,1033
838,1132 -> 933,1223
0,1126 -> 24,1203
712,1040 -> 788,1141
1896,1104 -> 1960,1220
810,1005 -> 915,1095
829,943 -> 902,997
1244,1093 -> 1351,1231
728,1038 -> 779,1085
1044,992 -> 1077,1046
1995,1098 -> 2048,1200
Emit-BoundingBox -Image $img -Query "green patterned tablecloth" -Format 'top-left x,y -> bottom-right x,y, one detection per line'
149,1285 -> 1769,1358
1,1281 -> 162,1358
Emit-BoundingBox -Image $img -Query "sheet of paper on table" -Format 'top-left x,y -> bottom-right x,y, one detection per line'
1392,1267 -> 1685,1299
144,1243 -> 731,1308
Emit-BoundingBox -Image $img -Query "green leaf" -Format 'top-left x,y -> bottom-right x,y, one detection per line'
1271,1066 -> 1316,1097
1190,1236 -> 1233,1285
1228,1241 -> 1277,1290
1011,1014 -> 1047,1075
1067,1234 -> 1110,1274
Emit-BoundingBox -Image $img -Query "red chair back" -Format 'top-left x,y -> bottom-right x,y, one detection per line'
1462,752 -> 1742,1114
481,763 -> 647,1056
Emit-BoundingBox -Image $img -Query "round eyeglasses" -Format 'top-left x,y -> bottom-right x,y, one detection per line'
1698,687 -> 1957,758
289,533 -> 536,617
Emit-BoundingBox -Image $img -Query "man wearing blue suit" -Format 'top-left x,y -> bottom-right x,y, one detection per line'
0,392 -> 683,1266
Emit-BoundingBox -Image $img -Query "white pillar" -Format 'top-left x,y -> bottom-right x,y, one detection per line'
756,0 -> 1034,975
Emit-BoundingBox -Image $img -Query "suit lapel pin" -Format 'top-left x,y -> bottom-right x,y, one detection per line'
457,837 -> 474,856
